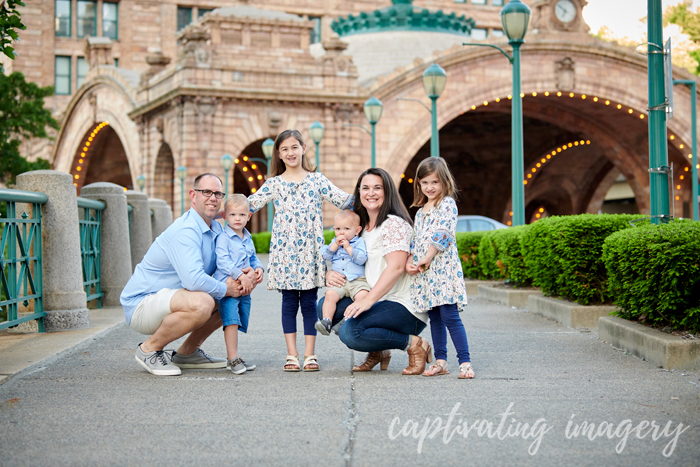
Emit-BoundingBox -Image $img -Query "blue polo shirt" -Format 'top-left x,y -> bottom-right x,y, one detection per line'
120,208 -> 227,324
213,226 -> 263,282
321,235 -> 367,281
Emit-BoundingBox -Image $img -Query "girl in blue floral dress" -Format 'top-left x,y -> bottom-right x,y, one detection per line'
406,158 -> 474,379
248,129 -> 353,372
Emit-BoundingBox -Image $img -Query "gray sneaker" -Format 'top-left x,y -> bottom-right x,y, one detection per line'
171,348 -> 227,369
134,344 -> 181,376
227,358 -> 256,371
331,318 -> 347,335
228,358 -> 247,375
315,318 -> 332,336
241,359 -> 256,371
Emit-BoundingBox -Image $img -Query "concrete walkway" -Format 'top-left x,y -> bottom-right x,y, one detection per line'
0,258 -> 698,466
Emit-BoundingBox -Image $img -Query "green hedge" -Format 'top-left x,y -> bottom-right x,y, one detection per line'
477,225 -> 532,284
522,214 -> 637,304
251,231 -> 271,253
457,232 -> 487,280
603,220 -> 700,332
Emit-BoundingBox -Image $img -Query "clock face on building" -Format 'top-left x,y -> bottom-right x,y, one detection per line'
555,0 -> 577,24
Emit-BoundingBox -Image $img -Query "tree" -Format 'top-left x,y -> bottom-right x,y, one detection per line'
0,72 -> 59,185
0,0 -> 25,72
665,3 -> 700,75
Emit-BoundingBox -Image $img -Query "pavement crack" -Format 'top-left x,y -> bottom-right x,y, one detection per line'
343,351 -> 359,467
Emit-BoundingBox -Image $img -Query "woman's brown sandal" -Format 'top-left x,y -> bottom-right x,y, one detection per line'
353,351 -> 391,372
284,355 -> 300,372
423,361 -> 449,377
303,355 -> 320,372
459,362 -> 475,379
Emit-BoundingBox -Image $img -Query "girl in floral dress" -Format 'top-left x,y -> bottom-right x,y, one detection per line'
248,129 -> 353,372
405,158 -> 474,379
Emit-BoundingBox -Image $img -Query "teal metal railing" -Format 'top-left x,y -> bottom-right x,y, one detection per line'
0,188 -> 47,332
78,197 -> 105,308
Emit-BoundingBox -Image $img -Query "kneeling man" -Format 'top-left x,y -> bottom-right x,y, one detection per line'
120,173 -> 249,376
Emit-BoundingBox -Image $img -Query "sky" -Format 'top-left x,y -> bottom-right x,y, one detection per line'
582,0 -> 700,41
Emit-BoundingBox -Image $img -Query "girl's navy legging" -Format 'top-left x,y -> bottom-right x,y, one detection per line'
281,288 -> 318,335
428,303 -> 471,364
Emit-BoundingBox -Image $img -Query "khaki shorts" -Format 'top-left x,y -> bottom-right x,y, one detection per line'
129,288 -> 179,335
326,276 -> 371,301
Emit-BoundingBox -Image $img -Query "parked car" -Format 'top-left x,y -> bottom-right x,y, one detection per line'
455,215 -> 508,232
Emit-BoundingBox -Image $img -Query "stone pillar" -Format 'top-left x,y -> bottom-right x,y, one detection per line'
125,190 -> 152,271
81,182 -> 132,306
149,198 -> 173,240
15,170 -> 90,331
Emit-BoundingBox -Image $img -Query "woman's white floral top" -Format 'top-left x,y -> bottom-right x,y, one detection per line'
410,196 -> 468,311
248,172 -> 352,291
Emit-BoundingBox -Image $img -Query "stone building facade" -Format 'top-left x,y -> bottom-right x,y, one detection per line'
8,0 -> 700,228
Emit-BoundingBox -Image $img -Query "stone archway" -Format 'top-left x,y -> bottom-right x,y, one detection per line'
153,143 -> 175,209
69,123 -> 132,191
52,71 -> 140,190
378,39 -> 699,223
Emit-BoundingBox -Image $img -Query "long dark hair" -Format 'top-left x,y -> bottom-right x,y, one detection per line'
270,129 -> 316,176
353,167 -> 412,230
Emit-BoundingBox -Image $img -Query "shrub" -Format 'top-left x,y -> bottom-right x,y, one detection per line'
324,229 -> 334,245
603,220 -> 700,332
251,231 -> 271,253
477,226 -> 532,284
522,214 -> 637,304
457,232 -> 487,280
478,231 -> 500,279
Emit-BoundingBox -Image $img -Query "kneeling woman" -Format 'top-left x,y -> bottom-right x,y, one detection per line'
317,168 -> 432,374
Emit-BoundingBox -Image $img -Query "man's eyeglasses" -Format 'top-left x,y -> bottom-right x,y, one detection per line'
194,189 -> 226,199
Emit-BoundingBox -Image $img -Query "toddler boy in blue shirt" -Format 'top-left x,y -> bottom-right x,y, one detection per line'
214,194 -> 264,374
315,210 -> 369,336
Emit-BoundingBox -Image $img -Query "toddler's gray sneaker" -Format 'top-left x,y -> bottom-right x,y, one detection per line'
228,358 -> 247,375
315,318 -> 332,336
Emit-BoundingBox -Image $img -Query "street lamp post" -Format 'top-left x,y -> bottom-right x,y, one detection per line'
309,121 -> 325,172
422,64 -> 447,158
136,174 -> 146,192
363,97 -> 383,167
176,165 -> 187,216
673,79 -> 699,221
462,0 -> 530,226
501,0 -> 530,226
221,153 -> 233,196
261,138 -> 275,232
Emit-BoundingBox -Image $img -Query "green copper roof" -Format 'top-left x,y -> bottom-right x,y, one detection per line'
331,0 -> 475,37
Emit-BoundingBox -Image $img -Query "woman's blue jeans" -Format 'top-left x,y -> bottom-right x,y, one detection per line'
316,296 -> 426,352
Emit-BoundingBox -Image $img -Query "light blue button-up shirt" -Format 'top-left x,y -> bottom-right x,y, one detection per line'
120,208 -> 227,324
213,226 -> 263,282
321,235 -> 367,281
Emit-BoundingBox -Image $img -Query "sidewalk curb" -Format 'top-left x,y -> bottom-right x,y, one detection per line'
528,295 -> 618,329
464,280 -> 501,297
477,285 -> 542,308
599,316 -> 700,370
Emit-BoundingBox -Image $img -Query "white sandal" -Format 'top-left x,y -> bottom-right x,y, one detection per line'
284,355 -> 300,372
459,362 -> 475,379
303,354 -> 320,372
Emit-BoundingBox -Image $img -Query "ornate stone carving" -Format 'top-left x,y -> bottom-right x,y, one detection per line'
555,57 -> 575,92
84,37 -> 113,68
320,33 -> 358,78
268,111 -> 282,130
